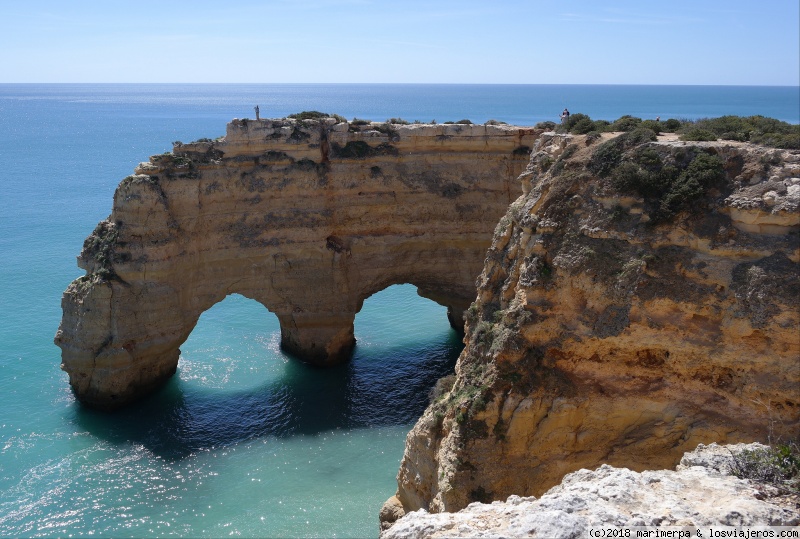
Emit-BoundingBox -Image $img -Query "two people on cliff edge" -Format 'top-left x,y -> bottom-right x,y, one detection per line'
560,108 -> 570,123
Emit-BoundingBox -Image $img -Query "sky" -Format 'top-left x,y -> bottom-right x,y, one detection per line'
1,0 -> 798,85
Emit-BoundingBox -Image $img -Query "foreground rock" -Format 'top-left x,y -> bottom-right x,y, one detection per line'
382,443 -> 799,538
384,131 -> 800,522
55,118 -> 535,409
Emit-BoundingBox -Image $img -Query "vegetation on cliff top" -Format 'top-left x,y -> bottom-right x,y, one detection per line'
285,112 -> 514,127
539,113 -> 799,149
587,131 -> 727,222
287,110 -> 347,123
730,441 -> 800,495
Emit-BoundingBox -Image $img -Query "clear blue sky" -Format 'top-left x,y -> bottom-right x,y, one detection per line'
2,0 -> 798,85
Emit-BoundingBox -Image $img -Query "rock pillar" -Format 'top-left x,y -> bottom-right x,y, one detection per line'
55,279 -> 187,410
277,312 -> 356,366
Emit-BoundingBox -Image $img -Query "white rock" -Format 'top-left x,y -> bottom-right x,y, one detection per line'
381,443 -> 799,539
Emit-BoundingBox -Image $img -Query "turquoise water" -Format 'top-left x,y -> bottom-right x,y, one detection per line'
0,84 -> 798,538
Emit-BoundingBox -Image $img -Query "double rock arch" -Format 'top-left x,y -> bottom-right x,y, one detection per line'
55,118 -> 538,409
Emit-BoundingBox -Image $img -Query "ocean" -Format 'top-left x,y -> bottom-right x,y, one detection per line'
0,84 -> 798,538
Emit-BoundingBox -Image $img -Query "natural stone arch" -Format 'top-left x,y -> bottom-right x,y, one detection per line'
55,118 -> 540,409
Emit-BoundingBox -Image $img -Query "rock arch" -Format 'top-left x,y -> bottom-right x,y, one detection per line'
55,118 -> 538,409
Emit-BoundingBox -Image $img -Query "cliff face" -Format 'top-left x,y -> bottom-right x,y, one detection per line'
55,118 -> 535,409
382,443 -> 799,538
383,131 -> 800,526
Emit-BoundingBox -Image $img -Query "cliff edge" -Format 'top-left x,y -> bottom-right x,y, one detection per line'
381,443 -> 799,538
382,130 -> 800,527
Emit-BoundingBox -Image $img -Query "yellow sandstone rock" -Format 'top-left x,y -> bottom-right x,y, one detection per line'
54,118 -> 536,409
383,133 -> 800,524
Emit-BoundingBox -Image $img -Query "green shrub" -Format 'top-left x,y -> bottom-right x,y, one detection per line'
387,117 -> 410,124
588,128 -> 657,177
350,118 -> 371,125
611,115 -> 642,131
551,144 -> 579,175
456,119 -> 473,125
634,147 -> 663,172
82,220 -> 119,269
721,131 -> 748,142
589,138 -> 626,177
536,120 -> 557,130
611,162 -> 667,198
623,127 -> 659,146
694,115 -> 750,135
485,119 -> 508,125
428,374 -> 457,404
751,131 -> 800,150
560,113 -> 591,133
682,152 -> 725,189
658,173 -> 705,218
675,115 -> 798,148
570,117 -> 595,134
288,110 -> 332,121
609,146 -> 724,222
640,120 -> 662,134
592,119 -> 612,132
729,442 -> 800,494
374,122 -> 400,141
662,118 -> 683,131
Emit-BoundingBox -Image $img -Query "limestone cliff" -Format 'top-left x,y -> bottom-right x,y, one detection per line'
381,443 -> 799,538
55,118 -> 535,409
382,131 -> 800,527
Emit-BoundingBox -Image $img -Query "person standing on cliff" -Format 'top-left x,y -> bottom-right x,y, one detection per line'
254,105 -> 260,120
561,108 -> 570,123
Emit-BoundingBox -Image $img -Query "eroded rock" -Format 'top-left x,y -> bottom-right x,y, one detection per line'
55,118 -> 537,409
381,443 -> 799,538
384,134 -> 800,522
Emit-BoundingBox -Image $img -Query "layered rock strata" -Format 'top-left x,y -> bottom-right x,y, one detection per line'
55,118 -> 536,409
383,132 -> 800,526
381,443 -> 800,538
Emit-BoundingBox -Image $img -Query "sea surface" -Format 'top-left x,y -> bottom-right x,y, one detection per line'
0,84 -> 798,538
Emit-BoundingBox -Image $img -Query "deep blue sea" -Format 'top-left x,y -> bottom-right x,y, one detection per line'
0,84 -> 798,538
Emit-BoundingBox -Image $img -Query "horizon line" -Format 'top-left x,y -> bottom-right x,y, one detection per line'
1,82 -> 799,88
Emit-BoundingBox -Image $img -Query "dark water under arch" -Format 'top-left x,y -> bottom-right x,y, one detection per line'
73,284 -> 463,459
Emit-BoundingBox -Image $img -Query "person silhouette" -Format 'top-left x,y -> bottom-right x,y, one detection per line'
254,105 -> 260,120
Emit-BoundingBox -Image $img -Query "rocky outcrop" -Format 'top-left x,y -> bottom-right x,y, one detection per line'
55,118 -> 536,409
383,131 -> 800,525
381,443 -> 800,538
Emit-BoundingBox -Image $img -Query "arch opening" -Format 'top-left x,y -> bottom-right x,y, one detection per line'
349,284 -> 464,423
73,286 -> 463,458
177,293 -> 284,391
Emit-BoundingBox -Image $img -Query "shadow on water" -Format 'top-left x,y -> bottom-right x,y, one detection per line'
70,332 -> 463,459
